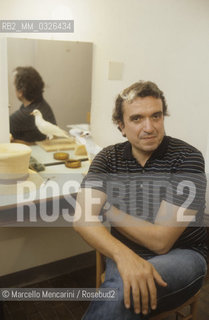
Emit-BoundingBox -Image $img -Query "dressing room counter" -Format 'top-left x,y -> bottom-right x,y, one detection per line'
0,144 -> 91,226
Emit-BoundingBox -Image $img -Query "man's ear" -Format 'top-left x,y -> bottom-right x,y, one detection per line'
16,89 -> 23,99
118,122 -> 126,137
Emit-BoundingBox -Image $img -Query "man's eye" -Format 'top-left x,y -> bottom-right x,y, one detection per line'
153,113 -> 161,119
132,116 -> 141,121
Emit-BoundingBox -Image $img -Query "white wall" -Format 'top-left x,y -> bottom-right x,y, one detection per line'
1,0 -> 209,156
0,0 -> 209,275
0,38 -> 9,142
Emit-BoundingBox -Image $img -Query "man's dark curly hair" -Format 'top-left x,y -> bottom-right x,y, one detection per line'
14,66 -> 44,102
112,81 -> 168,127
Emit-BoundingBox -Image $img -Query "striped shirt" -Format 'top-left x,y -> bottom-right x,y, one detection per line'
82,136 -> 208,261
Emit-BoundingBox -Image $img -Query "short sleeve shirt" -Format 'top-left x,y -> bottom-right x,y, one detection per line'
82,136 -> 208,261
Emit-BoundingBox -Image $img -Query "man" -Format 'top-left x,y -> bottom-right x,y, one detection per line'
74,81 -> 208,319
10,66 -> 57,142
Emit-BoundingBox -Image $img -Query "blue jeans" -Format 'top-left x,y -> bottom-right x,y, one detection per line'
82,248 -> 207,320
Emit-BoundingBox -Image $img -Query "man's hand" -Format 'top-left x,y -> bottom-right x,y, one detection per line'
105,201 -> 196,254
10,133 -> 14,142
115,248 -> 167,315
74,189 -> 167,315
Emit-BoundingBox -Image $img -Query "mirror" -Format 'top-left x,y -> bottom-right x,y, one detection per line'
7,38 -> 93,129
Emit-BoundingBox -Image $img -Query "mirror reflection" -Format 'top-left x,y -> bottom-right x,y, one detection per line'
10,66 -> 57,142
7,38 -> 93,142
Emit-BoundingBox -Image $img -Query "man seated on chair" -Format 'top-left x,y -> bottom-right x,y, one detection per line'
73,81 -> 208,319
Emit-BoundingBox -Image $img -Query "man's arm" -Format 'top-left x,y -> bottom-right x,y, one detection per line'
73,188 -> 167,315
105,200 -> 197,254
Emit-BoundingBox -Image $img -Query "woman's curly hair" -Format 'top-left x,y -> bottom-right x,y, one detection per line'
14,66 -> 44,102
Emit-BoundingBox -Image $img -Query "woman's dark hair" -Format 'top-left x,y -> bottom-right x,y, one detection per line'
14,66 -> 44,102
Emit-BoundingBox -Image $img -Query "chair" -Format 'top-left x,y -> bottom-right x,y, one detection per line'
96,251 -> 200,320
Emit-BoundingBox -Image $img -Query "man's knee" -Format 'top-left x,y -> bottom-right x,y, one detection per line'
149,249 -> 207,286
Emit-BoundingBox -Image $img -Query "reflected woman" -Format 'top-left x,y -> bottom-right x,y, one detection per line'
10,66 -> 57,143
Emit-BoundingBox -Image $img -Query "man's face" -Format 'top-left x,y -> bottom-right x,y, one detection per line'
119,96 -> 165,160
14,75 -> 23,102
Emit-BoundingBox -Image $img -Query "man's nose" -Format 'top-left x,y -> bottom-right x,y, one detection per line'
143,118 -> 154,133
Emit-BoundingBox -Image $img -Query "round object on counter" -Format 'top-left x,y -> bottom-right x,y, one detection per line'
65,159 -> 81,168
53,152 -> 69,160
